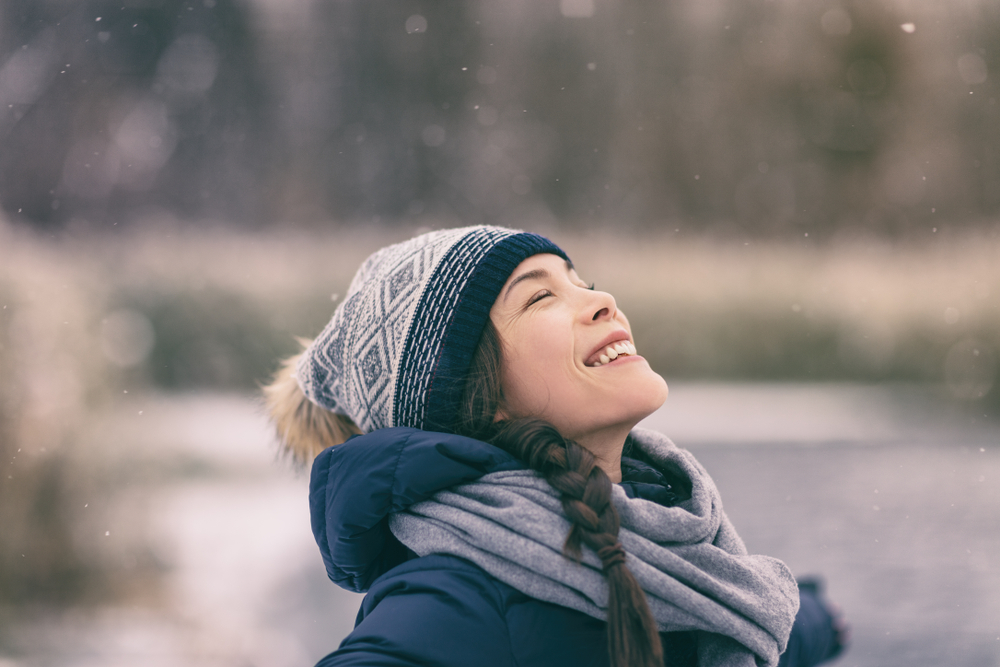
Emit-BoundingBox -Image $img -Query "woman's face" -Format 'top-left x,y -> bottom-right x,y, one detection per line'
489,253 -> 668,442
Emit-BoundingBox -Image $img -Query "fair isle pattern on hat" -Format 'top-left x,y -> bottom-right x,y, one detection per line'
296,226 -> 567,434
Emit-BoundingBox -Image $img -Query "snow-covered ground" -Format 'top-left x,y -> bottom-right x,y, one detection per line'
4,385 -> 998,667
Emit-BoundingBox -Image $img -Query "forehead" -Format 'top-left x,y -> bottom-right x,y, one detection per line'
505,253 -> 575,281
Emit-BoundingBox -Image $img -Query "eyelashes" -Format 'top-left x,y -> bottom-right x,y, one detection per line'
528,290 -> 552,305
527,283 -> 594,306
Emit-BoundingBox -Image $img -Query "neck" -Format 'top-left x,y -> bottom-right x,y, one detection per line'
573,424 -> 633,483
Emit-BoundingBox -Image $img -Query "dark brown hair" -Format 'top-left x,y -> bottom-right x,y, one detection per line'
458,320 -> 664,667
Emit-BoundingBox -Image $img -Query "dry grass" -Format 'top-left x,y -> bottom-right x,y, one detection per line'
1,224 -> 114,603
5,219 -> 998,394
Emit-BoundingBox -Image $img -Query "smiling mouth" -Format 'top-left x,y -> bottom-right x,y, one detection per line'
586,341 -> 637,367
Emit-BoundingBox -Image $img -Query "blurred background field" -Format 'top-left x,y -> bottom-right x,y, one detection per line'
2,0 -> 1000,664
3,224 -> 999,666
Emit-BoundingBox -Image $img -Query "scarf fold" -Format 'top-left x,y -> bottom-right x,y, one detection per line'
389,427 -> 799,667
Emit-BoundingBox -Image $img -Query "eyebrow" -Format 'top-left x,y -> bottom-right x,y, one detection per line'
503,259 -> 575,303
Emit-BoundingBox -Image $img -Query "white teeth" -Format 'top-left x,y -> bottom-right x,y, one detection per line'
589,341 -> 637,367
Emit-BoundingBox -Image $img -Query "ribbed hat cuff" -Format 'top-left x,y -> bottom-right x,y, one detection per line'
420,233 -> 567,433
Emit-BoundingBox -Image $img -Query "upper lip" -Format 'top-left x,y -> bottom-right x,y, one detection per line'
584,329 -> 633,366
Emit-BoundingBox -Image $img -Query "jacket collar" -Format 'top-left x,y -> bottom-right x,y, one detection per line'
309,427 -> 691,593
309,427 -> 521,592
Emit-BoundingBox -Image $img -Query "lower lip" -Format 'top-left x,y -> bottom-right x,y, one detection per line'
591,354 -> 644,368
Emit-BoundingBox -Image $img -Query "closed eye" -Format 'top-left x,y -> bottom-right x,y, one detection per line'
528,289 -> 553,305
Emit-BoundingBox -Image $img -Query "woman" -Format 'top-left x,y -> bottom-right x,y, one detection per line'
265,226 -> 846,667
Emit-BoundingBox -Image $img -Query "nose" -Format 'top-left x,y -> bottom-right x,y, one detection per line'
588,289 -> 617,322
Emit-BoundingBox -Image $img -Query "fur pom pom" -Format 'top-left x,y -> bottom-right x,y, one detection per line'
262,341 -> 361,465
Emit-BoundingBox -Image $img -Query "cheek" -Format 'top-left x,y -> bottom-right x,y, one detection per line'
501,348 -> 556,415
499,326 -> 577,417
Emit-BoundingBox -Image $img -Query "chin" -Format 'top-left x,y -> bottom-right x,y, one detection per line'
630,372 -> 669,421
569,373 -> 668,438
623,362 -> 669,410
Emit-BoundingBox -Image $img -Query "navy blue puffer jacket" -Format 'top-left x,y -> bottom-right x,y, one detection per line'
309,428 -> 841,667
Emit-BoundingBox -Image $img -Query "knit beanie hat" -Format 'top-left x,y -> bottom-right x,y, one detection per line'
296,225 -> 568,434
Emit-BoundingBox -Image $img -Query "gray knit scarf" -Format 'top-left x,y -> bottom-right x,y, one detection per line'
389,428 -> 799,667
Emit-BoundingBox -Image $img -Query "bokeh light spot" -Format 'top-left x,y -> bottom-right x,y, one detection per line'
405,15 -> 427,34
957,53 -> 988,85
101,309 -> 155,368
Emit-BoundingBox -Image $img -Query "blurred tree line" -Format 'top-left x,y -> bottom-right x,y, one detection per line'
3,0 -> 1000,236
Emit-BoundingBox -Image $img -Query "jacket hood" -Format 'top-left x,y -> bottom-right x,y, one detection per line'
309,427 -> 523,592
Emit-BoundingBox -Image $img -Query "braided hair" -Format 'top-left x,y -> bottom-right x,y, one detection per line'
458,320 -> 664,667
